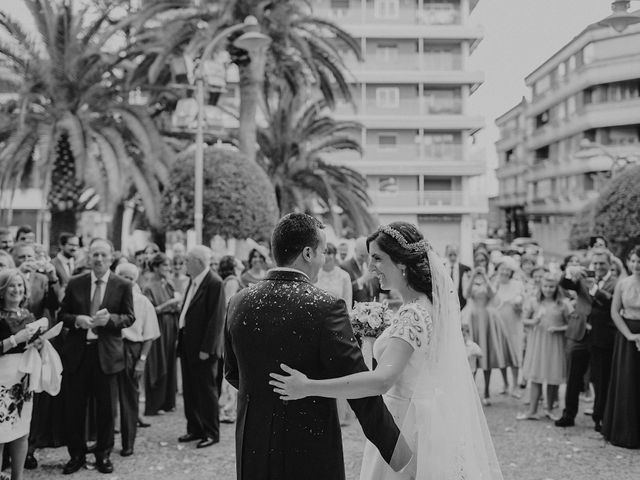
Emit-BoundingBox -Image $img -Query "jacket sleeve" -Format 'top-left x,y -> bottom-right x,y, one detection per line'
319,298 -> 402,467
592,285 -> 614,308
201,274 -> 226,358
104,281 -> 135,330
59,278 -> 79,329
224,300 -> 239,389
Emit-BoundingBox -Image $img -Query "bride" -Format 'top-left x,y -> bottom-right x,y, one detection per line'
270,222 -> 503,480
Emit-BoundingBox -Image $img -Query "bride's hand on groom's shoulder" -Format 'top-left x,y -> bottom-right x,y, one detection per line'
269,364 -> 309,401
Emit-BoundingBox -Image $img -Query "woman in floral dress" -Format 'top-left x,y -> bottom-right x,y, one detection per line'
0,269 -> 41,480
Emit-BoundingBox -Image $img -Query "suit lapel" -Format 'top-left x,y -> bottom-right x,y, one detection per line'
82,273 -> 92,314
100,274 -> 116,310
186,271 -> 210,315
351,259 -> 362,278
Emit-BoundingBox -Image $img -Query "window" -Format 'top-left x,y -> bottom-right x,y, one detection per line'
330,0 -> 350,16
376,43 -> 398,63
535,111 -> 549,129
567,96 -> 576,116
378,134 -> 397,148
376,87 -> 400,108
557,62 -> 566,79
421,0 -> 460,25
505,149 -> 515,163
423,43 -> 461,70
377,176 -> 399,194
583,43 -> 595,65
535,146 -> 549,161
374,0 -> 399,19
423,88 -> 462,114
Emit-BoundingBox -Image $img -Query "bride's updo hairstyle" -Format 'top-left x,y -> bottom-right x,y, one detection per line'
367,222 -> 433,302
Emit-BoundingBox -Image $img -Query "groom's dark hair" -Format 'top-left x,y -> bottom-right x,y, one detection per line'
271,213 -> 325,266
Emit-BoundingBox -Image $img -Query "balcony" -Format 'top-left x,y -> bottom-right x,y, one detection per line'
315,2 -> 463,27
368,189 -> 487,214
325,144 -> 485,175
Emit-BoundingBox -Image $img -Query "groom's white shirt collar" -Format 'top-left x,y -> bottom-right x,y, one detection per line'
269,267 -> 310,280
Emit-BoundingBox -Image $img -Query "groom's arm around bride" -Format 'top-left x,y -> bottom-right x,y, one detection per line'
224,213 -> 410,480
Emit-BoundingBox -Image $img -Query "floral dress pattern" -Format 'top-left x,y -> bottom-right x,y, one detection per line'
0,308 -> 35,442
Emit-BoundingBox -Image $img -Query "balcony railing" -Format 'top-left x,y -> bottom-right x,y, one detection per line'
314,2 -> 462,26
368,190 -> 476,208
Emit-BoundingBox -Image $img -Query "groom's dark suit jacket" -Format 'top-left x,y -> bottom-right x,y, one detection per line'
225,270 -> 401,480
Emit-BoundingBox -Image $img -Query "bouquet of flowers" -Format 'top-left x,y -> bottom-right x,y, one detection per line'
350,301 -> 393,339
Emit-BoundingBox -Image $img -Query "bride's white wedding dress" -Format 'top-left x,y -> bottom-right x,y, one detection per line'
358,284 -> 503,480
360,301 -> 433,480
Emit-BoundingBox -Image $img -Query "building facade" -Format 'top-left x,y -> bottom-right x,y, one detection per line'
314,0 -> 487,261
495,98 -> 529,242
495,21 -> 640,256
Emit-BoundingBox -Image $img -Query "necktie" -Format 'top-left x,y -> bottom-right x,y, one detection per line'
450,264 -> 455,280
91,279 -> 104,315
87,279 -> 103,339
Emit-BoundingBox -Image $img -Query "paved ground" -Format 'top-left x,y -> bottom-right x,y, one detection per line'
22,383 -> 640,480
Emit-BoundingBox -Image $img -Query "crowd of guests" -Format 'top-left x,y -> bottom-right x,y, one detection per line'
452,236 -> 640,450
0,223 -> 638,480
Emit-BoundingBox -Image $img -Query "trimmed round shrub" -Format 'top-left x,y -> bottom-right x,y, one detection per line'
162,146 -> 279,243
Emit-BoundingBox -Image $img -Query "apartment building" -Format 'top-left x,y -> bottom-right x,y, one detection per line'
314,0 -> 486,261
495,21 -> 640,255
494,98 -> 529,242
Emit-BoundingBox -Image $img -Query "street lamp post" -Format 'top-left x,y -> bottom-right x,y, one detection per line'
192,16 -> 270,245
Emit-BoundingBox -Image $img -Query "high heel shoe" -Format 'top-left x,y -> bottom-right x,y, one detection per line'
137,418 -> 151,428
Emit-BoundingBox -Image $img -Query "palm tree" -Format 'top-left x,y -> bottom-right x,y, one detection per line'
119,0 -> 360,163
0,0 -> 171,245
257,87 -> 375,236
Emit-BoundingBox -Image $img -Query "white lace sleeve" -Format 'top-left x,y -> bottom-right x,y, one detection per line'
387,305 -> 433,352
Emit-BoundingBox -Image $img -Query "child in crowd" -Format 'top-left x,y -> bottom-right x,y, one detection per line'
463,323 -> 483,377
518,273 -> 570,421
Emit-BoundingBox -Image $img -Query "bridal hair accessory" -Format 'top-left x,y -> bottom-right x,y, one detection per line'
378,225 -> 432,253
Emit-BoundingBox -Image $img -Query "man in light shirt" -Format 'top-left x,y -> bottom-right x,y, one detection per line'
115,262 -> 160,457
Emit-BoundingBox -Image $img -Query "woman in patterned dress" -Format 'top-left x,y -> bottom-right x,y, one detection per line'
143,253 -> 181,415
0,269 -> 43,480
270,222 -> 503,480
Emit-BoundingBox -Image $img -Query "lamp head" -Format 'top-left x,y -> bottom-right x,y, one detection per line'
233,30 -> 271,55
598,1 -> 640,32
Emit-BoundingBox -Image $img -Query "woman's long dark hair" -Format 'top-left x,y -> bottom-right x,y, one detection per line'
367,222 -> 433,302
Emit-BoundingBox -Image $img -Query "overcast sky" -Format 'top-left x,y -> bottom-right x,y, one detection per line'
6,0 -> 618,195
467,0 -> 615,193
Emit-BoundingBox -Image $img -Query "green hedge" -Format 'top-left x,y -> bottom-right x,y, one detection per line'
568,200 -> 596,251
162,146 -> 279,243
591,165 -> 640,259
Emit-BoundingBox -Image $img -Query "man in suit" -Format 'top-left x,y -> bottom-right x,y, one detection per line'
584,249 -> 617,432
341,236 -> 383,305
225,213 -> 408,480
555,248 -> 617,431
177,245 -> 226,449
444,244 -> 471,309
59,238 -> 134,475
51,232 -> 79,292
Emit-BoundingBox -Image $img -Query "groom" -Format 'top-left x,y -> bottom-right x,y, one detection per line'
225,213 -> 407,480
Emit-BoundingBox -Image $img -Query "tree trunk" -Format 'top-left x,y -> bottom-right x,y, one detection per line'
109,202 -> 125,251
49,210 -> 77,252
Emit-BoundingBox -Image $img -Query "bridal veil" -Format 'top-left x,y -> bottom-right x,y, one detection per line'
388,247 -> 504,480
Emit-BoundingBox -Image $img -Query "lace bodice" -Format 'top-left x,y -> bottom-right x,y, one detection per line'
373,301 -> 433,402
